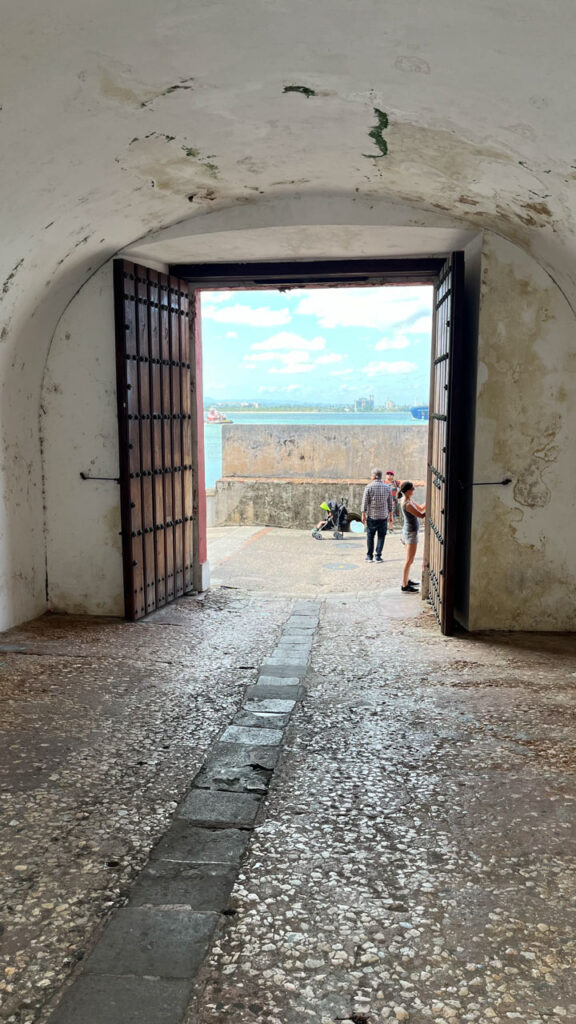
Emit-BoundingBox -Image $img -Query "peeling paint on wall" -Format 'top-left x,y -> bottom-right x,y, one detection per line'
121,134 -> 222,196
140,78 -> 194,108
1,258 -> 24,298
99,70 -> 194,109
363,108 -> 389,158
283,85 -> 316,98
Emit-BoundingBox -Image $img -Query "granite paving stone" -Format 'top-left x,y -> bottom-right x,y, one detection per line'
203,740 -> 281,770
243,698 -> 296,713
255,673 -> 302,686
273,643 -> 312,655
245,683 -> 303,701
270,654 -> 310,666
273,649 -> 312,660
276,633 -> 313,644
232,708 -> 292,729
261,655 -> 309,669
151,823 -> 251,864
220,725 -> 284,745
277,632 -> 312,641
284,616 -> 318,629
128,861 -> 238,910
46,976 -> 193,1024
193,759 -> 272,793
83,908 -> 218,977
177,788 -> 262,827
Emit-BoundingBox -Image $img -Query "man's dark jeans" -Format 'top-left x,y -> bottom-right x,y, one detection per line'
366,517 -> 388,559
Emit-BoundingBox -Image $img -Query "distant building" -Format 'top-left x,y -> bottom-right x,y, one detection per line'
354,394 -> 375,412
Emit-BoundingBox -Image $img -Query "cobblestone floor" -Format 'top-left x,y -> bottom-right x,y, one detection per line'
0,590 -> 290,1024
188,596 -> 576,1024
2,526 -> 576,1024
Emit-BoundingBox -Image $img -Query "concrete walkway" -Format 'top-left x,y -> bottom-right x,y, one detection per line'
0,528 -> 575,1024
208,525 -> 413,598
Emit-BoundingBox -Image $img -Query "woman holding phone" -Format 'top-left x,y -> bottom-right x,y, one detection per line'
399,481 -> 426,593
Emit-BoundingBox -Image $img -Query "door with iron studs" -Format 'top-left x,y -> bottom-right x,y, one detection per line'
426,251 -> 465,635
114,259 -> 195,620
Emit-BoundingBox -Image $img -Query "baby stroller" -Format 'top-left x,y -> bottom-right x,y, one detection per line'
312,498 -> 348,540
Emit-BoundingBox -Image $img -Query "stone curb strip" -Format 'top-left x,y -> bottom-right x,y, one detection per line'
45,600 -> 321,1024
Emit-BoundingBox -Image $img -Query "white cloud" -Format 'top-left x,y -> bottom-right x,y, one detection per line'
243,346 -> 346,375
243,350 -> 310,365
244,352 -> 285,363
404,315 -> 433,335
270,361 -> 315,374
329,368 -> 354,376
203,304 -> 291,326
363,360 -> 418,376
258,385 -> 279,393
201,291 -> 235,304
315,352 -> 343,365
293,286 -> 433,330
375,335 -> 410,351
251,332 -> 325,352
226,331 -> 238,338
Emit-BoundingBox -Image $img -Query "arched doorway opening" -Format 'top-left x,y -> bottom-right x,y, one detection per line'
114,255 -> 476,634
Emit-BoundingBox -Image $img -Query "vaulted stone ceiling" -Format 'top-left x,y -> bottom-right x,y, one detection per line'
1,0 -> 575,344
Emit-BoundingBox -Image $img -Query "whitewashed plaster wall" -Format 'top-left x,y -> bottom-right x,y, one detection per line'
39,223 -> 576,631
42,263 -> 124,616
468,234 -> 576,631
0,332 -> 46,630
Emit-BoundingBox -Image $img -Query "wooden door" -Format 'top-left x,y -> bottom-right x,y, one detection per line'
426,252 -> 465,635
114,260 -> 194,620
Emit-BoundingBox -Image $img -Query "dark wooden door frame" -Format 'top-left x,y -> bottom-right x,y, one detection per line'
170,258 -> 444,288
424,253 -> 465,634
171,256 -> 471,634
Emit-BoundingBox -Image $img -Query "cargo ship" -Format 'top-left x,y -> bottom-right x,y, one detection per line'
410,405 -> 429,421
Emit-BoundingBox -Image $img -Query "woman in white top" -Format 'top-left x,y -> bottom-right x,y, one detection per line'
399,481 -> 426,593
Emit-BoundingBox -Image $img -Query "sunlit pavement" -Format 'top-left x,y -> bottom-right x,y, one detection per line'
208,525 -> 421,600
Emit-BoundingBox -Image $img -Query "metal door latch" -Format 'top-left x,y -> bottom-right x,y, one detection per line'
80,472 -> 120,483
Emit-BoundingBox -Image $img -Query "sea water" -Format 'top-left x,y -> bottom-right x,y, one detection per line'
204,410 -> 420,487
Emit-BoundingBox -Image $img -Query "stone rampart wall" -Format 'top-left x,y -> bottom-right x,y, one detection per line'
210,424 -> 427,528
221,423 -> 427,480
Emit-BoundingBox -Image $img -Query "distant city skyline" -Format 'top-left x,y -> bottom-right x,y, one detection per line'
201,285 -> 433,405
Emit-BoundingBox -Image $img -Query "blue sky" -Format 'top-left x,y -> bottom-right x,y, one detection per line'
200,285 -> 433,405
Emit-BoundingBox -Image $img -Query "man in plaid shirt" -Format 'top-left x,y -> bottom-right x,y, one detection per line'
361,468 -> 393,562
